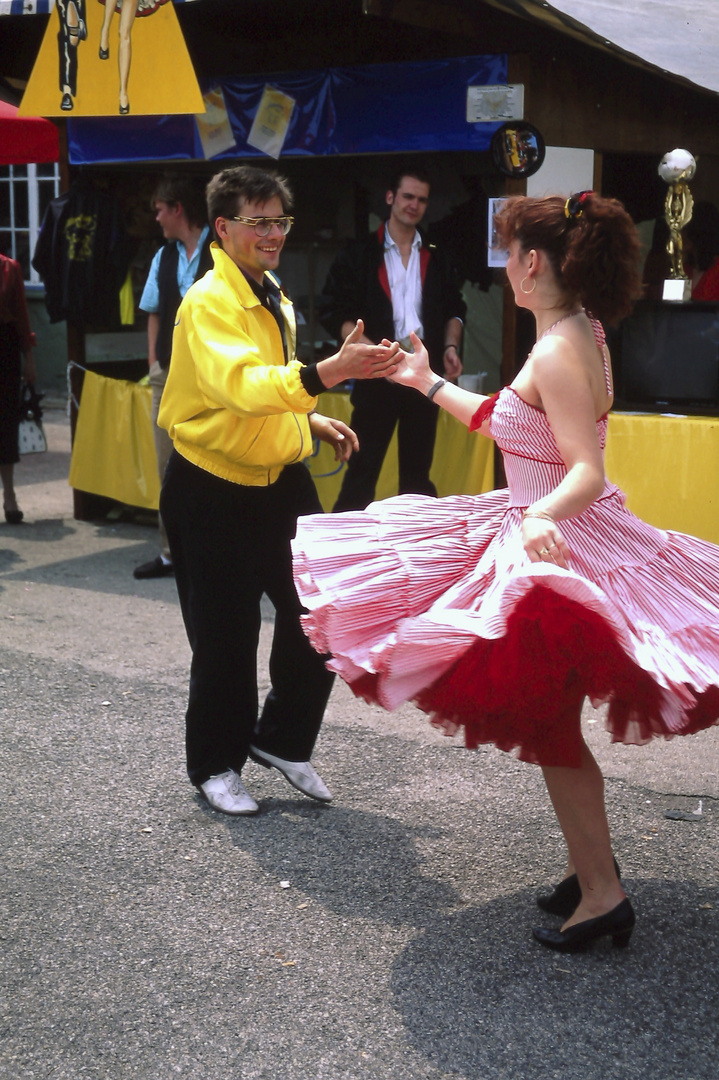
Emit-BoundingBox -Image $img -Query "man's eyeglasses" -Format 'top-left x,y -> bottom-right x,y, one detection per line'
232,215 -> 294,237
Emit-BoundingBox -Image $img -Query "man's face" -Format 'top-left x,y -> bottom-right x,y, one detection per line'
386,176 -> 430,230
154,200 -> 183,241
215,195 -> 286,283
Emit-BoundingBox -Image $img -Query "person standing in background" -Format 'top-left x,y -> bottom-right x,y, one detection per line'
320,169 -> 465,511
682,201 -> 719,300
134,174 -> 212,580
0,253 -> 36,524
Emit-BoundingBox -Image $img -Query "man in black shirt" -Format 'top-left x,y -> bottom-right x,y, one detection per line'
320,170 -> 466,511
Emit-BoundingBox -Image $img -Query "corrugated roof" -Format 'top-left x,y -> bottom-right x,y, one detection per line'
467,0 -> 719,96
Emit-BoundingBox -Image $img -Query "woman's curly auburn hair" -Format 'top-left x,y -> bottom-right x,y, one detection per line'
493,193 -> 643,324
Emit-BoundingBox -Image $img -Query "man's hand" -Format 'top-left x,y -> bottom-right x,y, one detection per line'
443,345 -> 463,380
317,320 -> 400,389
308,413 -> 359,462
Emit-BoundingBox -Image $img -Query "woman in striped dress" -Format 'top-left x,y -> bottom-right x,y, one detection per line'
292,192 -> 719,952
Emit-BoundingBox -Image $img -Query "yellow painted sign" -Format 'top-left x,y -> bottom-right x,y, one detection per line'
19,0 -> 204,118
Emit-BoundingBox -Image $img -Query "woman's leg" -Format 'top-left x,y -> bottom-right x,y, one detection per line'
0,336 -> 21,512
1,464 -> 17,513
542,737 -> 625,929
117,0 -> 140,111
100,0 -> 115,55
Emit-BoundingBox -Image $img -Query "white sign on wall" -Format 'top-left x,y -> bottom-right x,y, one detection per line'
467,84 -> 524,123
526,147 -> 595,197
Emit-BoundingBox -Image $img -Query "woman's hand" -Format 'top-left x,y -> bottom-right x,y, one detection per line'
308,413 -> 359,462
522,516 -> 570,569
386,331 -> 433,392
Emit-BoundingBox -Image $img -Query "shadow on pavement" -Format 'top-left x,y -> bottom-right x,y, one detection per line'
0,541 -> 180,599
390,880 -> 719,1078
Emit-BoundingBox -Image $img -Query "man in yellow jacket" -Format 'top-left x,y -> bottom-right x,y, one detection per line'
159,165 -> 399,815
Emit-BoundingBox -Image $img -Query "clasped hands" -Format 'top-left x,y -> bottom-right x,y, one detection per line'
332,319 -> 401,382
335,326 -> 460,391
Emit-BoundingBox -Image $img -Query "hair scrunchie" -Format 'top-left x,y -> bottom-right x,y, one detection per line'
564,190 -> 593,220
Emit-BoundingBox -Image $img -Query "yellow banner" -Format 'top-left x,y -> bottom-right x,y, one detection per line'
68,377 -> 495,512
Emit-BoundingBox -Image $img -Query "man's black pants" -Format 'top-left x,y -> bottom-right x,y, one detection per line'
161,452 -> 335,787
333,379 -> 439,512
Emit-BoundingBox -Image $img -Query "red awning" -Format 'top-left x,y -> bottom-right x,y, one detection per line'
0,99 -> 59,165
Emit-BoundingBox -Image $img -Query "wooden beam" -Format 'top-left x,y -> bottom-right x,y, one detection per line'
362,0 -> 484,38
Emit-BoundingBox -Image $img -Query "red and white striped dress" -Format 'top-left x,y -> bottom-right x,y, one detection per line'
292,354 -> 719,767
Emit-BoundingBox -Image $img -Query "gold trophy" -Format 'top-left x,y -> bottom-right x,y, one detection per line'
658,148 -> 696,301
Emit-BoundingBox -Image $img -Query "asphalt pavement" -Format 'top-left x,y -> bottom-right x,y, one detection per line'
1,409 -> 717,1080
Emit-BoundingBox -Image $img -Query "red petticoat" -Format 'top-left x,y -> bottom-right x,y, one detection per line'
349,586 -> 719,768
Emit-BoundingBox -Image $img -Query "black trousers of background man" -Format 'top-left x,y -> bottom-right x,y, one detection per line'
333,378 -> 440,512
161,452 -> 335,787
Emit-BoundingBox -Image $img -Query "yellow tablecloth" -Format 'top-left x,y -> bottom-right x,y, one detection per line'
306,391 -> 494,508
69,371 -> 160,510
68,378 -> 495,512
605,412 -> 719,544
69,375 -> 719,543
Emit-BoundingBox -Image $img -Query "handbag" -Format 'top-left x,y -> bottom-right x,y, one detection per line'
18,383 -> 47,455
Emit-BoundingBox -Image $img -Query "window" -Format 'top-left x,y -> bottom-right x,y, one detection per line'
0,163 -> 61,287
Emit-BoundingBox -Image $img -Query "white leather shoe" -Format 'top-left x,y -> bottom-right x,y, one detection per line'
249,746 -> 332,802
200,769 -> 258,815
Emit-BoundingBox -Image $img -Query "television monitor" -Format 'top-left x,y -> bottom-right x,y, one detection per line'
609,301 -> 719,415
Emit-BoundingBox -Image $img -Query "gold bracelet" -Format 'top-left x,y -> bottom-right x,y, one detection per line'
522,509 -> 555,522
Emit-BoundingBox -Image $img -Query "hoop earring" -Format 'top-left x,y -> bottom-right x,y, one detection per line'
520,276 -> 536,295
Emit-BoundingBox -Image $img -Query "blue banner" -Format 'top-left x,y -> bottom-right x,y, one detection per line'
67,54 -> 507,165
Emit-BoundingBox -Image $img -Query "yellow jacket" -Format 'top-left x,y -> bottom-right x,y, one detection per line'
158,243 -> 318,486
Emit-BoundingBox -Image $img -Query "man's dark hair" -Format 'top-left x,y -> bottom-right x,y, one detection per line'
206,166 -> 294,233
151,174 -> 207,229
388,168 -> 431,197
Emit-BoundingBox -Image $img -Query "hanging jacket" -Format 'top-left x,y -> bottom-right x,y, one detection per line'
32,181 -> 134,326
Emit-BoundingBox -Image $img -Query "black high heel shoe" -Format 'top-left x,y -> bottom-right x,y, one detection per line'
99,46 -> 109,60
536,858 -> 622,918
532,898 -> 635,953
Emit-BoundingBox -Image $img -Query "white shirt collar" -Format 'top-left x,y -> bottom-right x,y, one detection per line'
384,222 -> 421,252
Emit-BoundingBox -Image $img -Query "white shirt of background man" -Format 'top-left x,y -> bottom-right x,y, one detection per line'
384,227 -> 424,346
